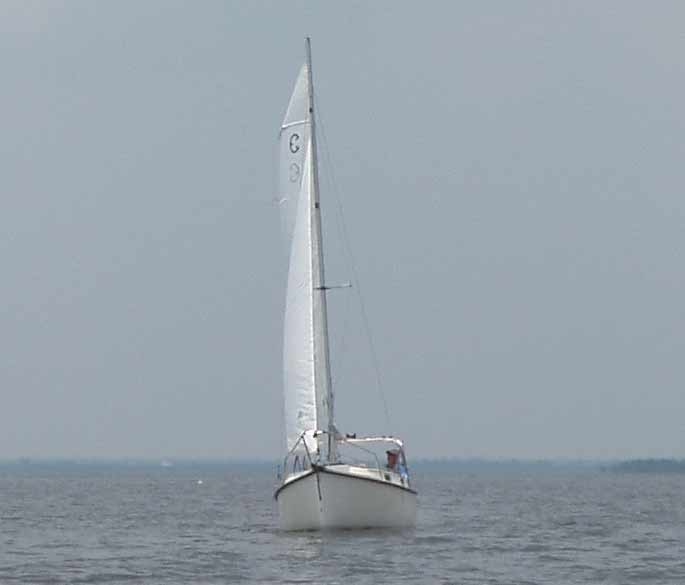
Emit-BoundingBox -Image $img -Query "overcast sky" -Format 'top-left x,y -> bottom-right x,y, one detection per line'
1,1 -> 684,460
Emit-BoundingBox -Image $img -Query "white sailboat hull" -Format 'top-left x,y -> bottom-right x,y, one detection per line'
275,465 -> 417,531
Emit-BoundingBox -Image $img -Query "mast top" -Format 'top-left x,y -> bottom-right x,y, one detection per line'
305,38 -> 314,112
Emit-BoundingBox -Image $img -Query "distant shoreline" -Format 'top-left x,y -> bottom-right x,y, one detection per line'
604,459 -> 685,473
2,457 -> 684,473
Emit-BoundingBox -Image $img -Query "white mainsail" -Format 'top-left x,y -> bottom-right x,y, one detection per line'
279,65 -> 325,454
282,142 -> 317,453
278,65 -> 310,248
280,49 -> 335,459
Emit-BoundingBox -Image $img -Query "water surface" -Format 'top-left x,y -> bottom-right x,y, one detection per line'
1,464 -> 684,583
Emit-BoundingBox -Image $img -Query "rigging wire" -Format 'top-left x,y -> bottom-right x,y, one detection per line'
315,104 -> 392,433
315,127 -> 353,385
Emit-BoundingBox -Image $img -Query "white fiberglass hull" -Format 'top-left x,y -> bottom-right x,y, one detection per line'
275,465 -> 417,531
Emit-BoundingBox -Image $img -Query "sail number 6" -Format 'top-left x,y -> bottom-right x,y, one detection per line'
289,133 -> 300,154
289,163 -> 300,182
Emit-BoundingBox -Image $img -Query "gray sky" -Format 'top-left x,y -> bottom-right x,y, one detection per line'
1,1 -> 684,460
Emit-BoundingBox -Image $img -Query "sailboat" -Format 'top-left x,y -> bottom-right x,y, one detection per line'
274,38 -> 417,531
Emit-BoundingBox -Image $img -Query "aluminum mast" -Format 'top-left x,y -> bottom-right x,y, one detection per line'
305,37 -> 337,463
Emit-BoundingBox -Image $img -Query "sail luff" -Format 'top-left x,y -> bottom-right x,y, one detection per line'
305,37 -> 337,463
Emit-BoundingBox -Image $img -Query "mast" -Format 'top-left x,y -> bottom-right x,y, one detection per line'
305,37 -> 337,463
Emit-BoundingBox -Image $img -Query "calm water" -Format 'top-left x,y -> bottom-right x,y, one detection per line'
1,465 -> 685,584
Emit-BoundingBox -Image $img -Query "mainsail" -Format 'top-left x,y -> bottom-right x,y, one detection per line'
280,67 -> 322,454
282,142 -> 318,453
278,65 -> 310,249
280,48 -> 335,459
